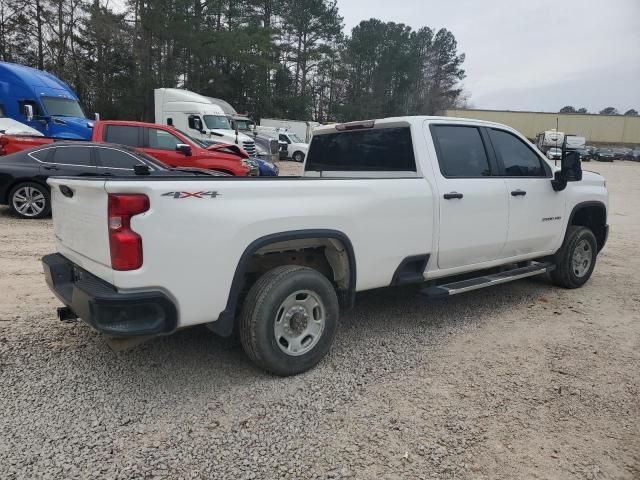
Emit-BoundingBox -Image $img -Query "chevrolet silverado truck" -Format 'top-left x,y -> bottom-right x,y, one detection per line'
42,116 -> 609,376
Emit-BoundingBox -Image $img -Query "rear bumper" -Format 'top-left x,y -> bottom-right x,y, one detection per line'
42,253 -> 177,337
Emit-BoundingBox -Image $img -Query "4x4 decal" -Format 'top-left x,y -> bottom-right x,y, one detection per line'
162,191 -> 220,199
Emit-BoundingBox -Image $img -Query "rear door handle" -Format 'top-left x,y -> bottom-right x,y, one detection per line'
443,192 -> 463,200
511,189 -> 527,196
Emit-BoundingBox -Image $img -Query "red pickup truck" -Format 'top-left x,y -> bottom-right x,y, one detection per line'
0,120 -> 251,176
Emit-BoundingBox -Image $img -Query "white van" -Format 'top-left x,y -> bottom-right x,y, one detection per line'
255,126 -> 309,162
259,118 -> 319,143
154,88 -> 256,155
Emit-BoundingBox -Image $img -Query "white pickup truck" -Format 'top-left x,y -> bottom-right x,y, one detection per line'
43,116 -> 609,375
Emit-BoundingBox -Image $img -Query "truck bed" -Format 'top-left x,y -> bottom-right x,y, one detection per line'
48,175 -> 434,329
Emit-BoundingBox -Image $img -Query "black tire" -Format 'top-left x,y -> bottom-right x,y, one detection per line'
239,265 -> 339,376
8,182 -> 50,219
292,151 -> 305,162
550,226 -> 598,289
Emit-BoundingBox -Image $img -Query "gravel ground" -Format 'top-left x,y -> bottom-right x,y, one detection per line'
0,161 -> 639,479
277,159 -> 304,176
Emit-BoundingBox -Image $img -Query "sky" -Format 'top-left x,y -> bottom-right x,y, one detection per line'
335,0 -> 640,113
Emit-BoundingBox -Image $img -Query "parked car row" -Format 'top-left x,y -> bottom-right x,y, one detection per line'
0,142 -> 227,219
0,119 -> 282,219
567,144 -> 639,162
589,146 -> 640,162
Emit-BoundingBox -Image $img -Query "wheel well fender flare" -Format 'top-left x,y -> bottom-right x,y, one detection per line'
567,201 -> 608,251
210,229 -> 357,337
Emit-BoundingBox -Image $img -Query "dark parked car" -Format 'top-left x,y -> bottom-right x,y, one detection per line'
576,147 -> 592,161
612,147 -> 631,160
632,148 -> 640,161
0,142 -> 223,219
254,157 -> 279,176
594,148 -> 615,162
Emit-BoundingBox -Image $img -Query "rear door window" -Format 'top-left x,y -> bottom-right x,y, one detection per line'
488,129 -> 546,176
29,148 -> 52,162
431,125 -> 491,177
97,147 -> 144,170
104,125 -> 142,147
306,127 -> 416,172
51,146 -> 94,166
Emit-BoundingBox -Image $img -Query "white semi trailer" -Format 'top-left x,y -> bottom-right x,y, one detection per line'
154,88 -> 257,155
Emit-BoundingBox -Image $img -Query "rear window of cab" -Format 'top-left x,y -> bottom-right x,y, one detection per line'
306,127 -> 416,172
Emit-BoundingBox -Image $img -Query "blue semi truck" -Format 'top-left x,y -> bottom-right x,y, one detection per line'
0,61 -> 95,140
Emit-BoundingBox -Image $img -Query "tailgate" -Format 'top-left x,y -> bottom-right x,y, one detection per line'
48,178 -> 113,283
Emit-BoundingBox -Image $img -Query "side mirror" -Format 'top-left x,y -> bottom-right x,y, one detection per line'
188,115 -> 202,132
94,112 -> 100,121
24,104 -> 34,122
552,151 -> 582,191
176,143 -> 192,156
561,151 -> 582,182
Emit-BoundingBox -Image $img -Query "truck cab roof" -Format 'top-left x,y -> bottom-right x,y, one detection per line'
155,88 -> 226,115
0,61 -> 79,101
312,115 -> 526,135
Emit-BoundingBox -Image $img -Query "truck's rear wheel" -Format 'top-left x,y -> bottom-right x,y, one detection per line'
239,265 -> 339,376
292,151 -> 305,162
550,226 -> 597,289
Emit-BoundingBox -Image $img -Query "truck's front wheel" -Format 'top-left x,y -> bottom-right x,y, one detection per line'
550,226 -> 598,289
239,265 -> 339,376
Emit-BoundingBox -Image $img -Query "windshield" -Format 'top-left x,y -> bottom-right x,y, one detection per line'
234,119 -> 254,131
177,129 -> 207,148
41,97 -> 86,118
122,148 -> 168,170
203,115 -> 231,130
289,133 -> 303,143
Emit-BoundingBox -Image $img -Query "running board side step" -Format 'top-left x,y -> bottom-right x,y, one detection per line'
420,262 -> 555,299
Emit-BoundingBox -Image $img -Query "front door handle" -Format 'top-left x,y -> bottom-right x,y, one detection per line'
43,165 -> 59,171
511,189 -> 527,196
443,192 -> 463,200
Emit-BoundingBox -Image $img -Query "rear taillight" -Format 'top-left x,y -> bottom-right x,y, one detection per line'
0,137 -> 7,156
107,194 -> 149,271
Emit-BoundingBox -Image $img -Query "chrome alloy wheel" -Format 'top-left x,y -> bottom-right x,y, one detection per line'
274,290 -> 326,356
572,239 -> 592,277
12,186 -> 46,217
